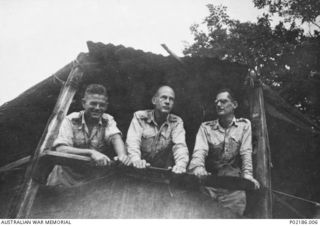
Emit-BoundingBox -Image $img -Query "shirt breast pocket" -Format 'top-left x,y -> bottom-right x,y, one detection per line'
208,142 -> 224,159
228,135 -> 241,153
141,129 -> 156,153
91,138 -> 105,151
73,132 -> 86,148
159,130 -> 171,148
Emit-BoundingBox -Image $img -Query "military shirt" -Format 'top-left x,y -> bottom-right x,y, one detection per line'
47,111 -> 121,187
126,110 -> 189,169
188,117 -> 253,177
53,110 -> 121,151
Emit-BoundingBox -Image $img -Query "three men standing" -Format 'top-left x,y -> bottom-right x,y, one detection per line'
48,84 -> 258,215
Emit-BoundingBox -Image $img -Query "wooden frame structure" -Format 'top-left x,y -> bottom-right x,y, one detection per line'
2,43 -> 317,218
248,78 -> 273,218
8,54 -> 86,218
2,46 -> 273,219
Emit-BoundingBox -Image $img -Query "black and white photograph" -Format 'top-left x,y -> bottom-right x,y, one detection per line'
0,0 -> 319,221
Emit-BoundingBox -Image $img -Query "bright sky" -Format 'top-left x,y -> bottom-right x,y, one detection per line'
0,0 -> 267,104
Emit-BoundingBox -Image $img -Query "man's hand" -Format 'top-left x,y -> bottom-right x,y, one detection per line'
90,150 -> 111,166
171,165 -> 186,174
193,166 -> 210,177
114,155 -> 131,166
132,159 -> 150,169
243,175 -> 260,189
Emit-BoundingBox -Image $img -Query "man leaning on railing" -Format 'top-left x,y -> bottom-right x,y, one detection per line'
47,84 -> 130,187
126,86 -> 189,174
189,88 -> 260,216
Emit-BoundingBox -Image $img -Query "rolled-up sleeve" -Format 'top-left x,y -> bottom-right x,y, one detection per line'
105,116 -> 122,145
240,121 -> 253,177
188,124 -> 209,171
126,113 -> 143,162
171,120 -> 189,169
53,118 -> 74,149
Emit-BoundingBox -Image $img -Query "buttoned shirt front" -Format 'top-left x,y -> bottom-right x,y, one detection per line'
189,117 -> 253,177
47,111 -> 121,187
126,110 -> 189,168
53,111 -> 121,152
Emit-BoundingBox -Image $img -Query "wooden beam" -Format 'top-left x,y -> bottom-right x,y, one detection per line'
248,84 -> 273,218
41,150 -> 92,168
161,44 -> 185,65
40,150 -> 256,191
0,151 -> 92,175
0,156 -> 31,173
8,54 -> 87,218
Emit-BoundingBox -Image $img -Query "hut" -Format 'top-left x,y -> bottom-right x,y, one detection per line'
0,41 -> 319,218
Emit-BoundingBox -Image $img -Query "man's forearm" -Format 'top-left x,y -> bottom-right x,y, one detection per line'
188,149 -> 207,171
126,138 -> 142,162
241,151 -> 253,177
173,145 -> 189,169
128,149 -> 141,162
111,134 -> 127,157
56,145 -> 93,156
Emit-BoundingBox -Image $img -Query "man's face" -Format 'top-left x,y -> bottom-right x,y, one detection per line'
215,92 -> 237,117
153,87 -> 175,114
82,94 -> 108,120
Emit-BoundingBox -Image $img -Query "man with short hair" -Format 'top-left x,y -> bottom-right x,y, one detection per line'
189,88 -> 259,216
126,86 -> 189,173
47,84 -> 130,187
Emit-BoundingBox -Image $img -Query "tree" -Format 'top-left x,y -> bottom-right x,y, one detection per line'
184,4 -> 320,124
253,0 -> 320,28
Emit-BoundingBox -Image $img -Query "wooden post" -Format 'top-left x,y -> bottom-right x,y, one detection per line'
248,78 -> 273,218
161,44 -> 185,65
8,54 -> 86,218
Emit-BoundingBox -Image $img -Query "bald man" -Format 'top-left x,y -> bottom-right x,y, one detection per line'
126,86 -> 189,173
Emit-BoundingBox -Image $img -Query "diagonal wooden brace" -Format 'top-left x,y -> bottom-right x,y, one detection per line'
8,53 -> 87,218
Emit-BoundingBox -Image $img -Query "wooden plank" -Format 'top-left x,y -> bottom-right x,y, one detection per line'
30,173 -> 240,218
248,85 -> 273,218
0,149 -> 98,175
161,44 -> 184,64
8,54 -> 87,218
42,150 -> 92,164
0,156 -> 31,173
40,150 -> 256,191
0,151 -> 87,174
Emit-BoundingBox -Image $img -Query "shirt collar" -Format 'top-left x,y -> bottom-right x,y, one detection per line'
78,110 -> 104,129
231,117 -> 238,127
213,117 -> 238,131
146,110 -> 170,126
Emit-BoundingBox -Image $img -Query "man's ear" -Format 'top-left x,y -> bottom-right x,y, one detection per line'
233,100 -> 238,109
81,98 -> 86,108
151,95 -> 156,105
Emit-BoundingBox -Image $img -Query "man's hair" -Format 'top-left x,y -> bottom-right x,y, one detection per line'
84,84 -> 108,97
215,88 -> 235,101
153,85 -> 175,98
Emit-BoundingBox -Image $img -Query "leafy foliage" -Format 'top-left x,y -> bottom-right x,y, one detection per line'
184,4 -> 320,124
253,0 -> 320,26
